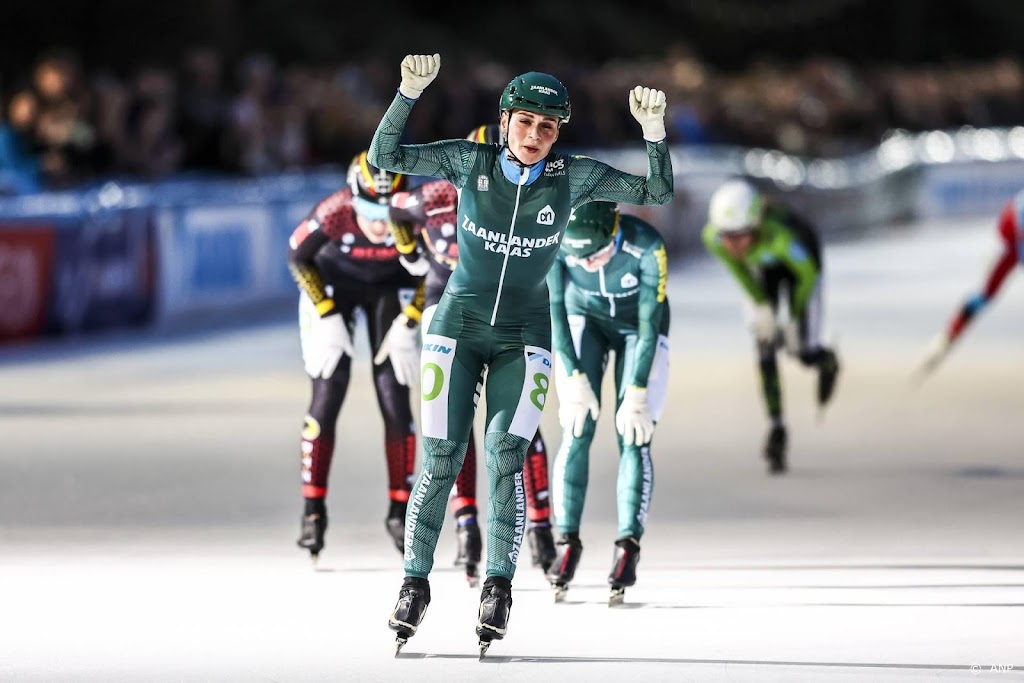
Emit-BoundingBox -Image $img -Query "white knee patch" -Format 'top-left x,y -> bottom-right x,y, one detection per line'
420,333 -> 457,439
647,334 -> 670,422
507,346 -> 553,440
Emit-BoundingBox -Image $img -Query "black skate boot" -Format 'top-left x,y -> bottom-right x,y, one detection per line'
545,532 -> 583,603
296,500 -> 327,564
817,349 -> 841,410
608,537 -> 641,606
527,523 -> 557,572
389,576 -> 430,656
454,517 -> 482,587
764,424 -> 788,475
475,575 -> 512,659
385,500 -> 406,555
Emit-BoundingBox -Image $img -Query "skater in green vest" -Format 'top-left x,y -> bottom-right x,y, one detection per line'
545,201 -> 670,607
703,178 -> 840,474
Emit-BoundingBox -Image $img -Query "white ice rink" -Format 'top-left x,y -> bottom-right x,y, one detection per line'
2,217 -> 1023,682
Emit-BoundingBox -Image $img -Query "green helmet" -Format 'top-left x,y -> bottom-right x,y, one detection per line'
563,202 -> 619,258
499,72 -> 571,124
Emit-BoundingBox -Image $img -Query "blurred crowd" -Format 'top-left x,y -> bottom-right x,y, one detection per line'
2,46 -> 1024,194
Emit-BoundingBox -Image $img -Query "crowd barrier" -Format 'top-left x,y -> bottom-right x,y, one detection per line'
3,126 -> 1022,342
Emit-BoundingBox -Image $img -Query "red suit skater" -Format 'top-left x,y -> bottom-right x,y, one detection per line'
288,151 -> 425,562
916,193 -> 1023,379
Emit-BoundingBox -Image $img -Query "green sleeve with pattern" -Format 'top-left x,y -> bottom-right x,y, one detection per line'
367,93 -> 477,187
631,240 -> 669,388
567,141 -> 673,208
770,228 -> 820,315
702,223 -> 767,304
547,257 -> 580,376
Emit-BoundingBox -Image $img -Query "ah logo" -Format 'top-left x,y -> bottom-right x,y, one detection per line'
477,175 -> 489,191
536,205 -> 555,226
620,273 -> 638,288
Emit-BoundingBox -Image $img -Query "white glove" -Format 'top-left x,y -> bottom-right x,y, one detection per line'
373,314 -> 420,386
303,313 -> 354,379
399,53 -> 441,100
750,303 -> 778,345
616,386 -> 655,446
557,371 -> 600,438
912,334 -> 952,384
628,86 -> 668,142
399,254 -> 430,277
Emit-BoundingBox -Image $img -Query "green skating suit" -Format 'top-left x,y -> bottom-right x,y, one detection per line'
368,92 -> 673,580
548,214 -> 670,540
703,204 -> 824,421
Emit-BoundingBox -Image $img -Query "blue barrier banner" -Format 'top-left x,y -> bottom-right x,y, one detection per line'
50,207 -> 154,333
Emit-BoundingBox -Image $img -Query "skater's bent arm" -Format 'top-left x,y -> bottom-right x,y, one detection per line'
630,241 -> 669,387
775,233 -> 819,316
287,213 -> 333,314
567,141 -> 673,208
367,94 -> 476,187
548,259 -> 581,374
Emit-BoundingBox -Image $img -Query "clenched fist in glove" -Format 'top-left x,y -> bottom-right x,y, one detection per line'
373,314 -> 421,386
399,53 -> 441,100
302,310 -> 354,379
616,386 -> 655,446
557,371 -> 600,438
629,86 -> 668,142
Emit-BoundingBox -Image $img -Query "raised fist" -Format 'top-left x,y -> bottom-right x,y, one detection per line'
628,86 -> 668,142
399,54 -> 441,100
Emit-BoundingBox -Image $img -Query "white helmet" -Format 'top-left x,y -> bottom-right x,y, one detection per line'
708,179 -> 764,234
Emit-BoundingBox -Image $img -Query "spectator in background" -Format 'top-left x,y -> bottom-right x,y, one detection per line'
32,51 -> 100,188
177,48 -> 230,172
0,90 -> 42,195
122,67 -> 183,178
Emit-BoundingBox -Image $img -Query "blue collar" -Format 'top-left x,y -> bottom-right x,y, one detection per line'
499,148 -> 545,186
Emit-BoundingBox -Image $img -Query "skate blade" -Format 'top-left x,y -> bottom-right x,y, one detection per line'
609,587 -> 626,607
309,552 -> 320,568
553,585 -> 568,603
466,575 -> 480,588
394,636 -> 408,657
478,640 -> 491,660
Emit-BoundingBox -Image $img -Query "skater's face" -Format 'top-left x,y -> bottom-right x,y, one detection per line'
577,240 -> 615,272
502,110 -> 559,166
721,230 -> 756,259
355,213 -> 391,244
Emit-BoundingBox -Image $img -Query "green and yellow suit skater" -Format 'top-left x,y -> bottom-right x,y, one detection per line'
703,178 -> 840,475
546,201 -> 670,606
369,53 -> 673,655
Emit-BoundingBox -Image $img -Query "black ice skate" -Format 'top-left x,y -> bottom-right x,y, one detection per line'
545,532 -> 583,603
817,349 -> 841,413
764,424 -> 788,474
527,524 -> 556,573
608,537 -> 641,606
389,576 -> 430,656
296,511 -> 327,565
454,517 -> 482,587
475,576 -> 512,659
385,500 -> 406,555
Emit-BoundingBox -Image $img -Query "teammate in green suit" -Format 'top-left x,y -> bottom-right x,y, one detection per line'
703,178 -> 840,474
546,201 -> 670,606
368,53 -> 673,656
